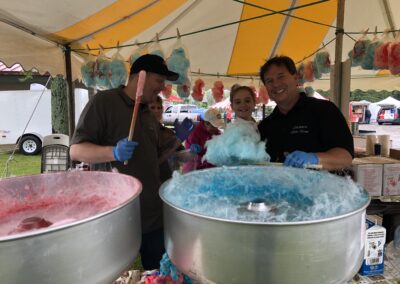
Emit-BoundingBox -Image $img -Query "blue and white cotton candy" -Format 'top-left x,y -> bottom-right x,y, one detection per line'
204,120 -> 270,166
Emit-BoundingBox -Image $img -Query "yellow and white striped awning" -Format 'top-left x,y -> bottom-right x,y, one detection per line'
0,0 -> 399,90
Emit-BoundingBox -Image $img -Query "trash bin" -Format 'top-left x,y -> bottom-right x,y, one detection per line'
40,134 -> 70,173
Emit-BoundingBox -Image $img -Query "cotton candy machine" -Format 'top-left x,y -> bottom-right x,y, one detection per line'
160,166 -> 370,284
0,171 -> 142,284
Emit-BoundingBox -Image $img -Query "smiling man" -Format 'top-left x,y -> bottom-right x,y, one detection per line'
258,55 -> 354,171
70,54 -> 192,270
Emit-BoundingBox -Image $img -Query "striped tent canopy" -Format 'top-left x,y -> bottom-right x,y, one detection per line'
0,0 -> 399,91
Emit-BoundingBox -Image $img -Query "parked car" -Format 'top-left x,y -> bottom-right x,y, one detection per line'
377,105 -> 400,125
162,104 -> 204,126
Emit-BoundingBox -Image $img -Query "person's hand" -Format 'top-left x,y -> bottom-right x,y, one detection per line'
112,138 -> 139,162
189,143 -> 202,154
174,118 -> 194,141
283,151 -> 319,168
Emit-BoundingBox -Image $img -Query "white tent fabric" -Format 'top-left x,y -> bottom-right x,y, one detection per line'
307,70 -> 400,91
368,97 -> 400,122
211,97 -> 231,110
312,91 -> 328,100
368,103 -> 381,122
376,96 -> 400,107
0,21 -> 83,78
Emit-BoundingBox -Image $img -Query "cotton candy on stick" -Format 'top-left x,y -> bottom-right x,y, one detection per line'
124,70 -> 146,165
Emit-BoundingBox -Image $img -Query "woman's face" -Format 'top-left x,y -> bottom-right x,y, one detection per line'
231,89 -> 256,121
149,101 -> 163,122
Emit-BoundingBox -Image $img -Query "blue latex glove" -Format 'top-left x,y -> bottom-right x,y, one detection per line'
174,117 -> 194,141
284,151 -> 319,168
189,143 -> 202,154
112,138 -> 138,162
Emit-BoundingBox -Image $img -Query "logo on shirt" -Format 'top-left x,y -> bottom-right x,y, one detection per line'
290,125 -> 309,134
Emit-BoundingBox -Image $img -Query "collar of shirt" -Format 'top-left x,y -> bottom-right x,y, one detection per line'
117,86 -> 149,111
270,92 -> 308,119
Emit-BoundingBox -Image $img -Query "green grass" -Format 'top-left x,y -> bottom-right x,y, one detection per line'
0,151 -> 41,177
132,255 -> 144,271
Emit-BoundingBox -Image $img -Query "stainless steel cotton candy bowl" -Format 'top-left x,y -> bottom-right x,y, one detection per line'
160,166 -> 370,284
0,171 -> 142,284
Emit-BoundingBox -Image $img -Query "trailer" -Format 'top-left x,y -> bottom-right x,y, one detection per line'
0,88 -> 88,155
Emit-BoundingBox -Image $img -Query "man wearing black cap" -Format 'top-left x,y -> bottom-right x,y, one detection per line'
70,54 -> 190,269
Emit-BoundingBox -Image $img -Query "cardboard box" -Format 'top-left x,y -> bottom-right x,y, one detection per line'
383,163 -> 400,195
353,163 -> 383,196
359,223 -> 386,276
352,157 -> 400,197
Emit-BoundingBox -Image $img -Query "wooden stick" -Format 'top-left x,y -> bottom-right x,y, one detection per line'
124,70 -> 146,165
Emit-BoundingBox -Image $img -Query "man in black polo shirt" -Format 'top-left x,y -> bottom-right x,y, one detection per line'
258,55 -> 354,171
70,54 -> 191,270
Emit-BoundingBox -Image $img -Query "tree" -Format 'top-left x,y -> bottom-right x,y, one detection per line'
50,75 -> 69,135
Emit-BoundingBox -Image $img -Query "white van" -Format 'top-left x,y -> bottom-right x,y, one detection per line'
0,88 -> 88,155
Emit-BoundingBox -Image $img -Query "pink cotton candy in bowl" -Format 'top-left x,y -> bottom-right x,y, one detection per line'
0,171 -> 141,238
0,171 -> 142,284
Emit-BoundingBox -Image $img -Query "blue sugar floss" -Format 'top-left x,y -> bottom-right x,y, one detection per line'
204,121 -> 270,166
161,166 -> 369,223
110,57 -> 127,88
167,47 -> 190,85
95,56 -> 112,90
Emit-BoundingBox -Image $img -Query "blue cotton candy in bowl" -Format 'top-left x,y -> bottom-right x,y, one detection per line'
161,166 -> 369,223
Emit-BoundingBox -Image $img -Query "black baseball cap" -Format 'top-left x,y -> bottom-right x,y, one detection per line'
130,54 -> 179,81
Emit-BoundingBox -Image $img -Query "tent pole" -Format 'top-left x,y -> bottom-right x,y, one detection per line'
332,0 -> 345,108
64,45 -> 75,138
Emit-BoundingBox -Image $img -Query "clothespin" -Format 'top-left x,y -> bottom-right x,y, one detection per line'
156,33 -> 160,42
86,44 -> 93,56
99,44 -> 105,53
198,68 -> 201,75
361,28 -> 369,36
117,41 -> 120,50
176,28 -> 181,39
217,72 -> 220,78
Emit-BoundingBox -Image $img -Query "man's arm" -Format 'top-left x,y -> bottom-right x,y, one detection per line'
316,147 -> 353,171
70,142 -> 115,163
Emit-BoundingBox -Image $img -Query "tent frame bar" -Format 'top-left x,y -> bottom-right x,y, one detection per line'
332,0 -> 345,108
64,45 -> 75,138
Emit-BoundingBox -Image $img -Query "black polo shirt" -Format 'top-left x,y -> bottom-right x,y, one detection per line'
71,86 -> 162,233
258,93 -> 354,162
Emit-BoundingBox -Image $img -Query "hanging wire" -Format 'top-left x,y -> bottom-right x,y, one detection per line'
71,0 -> 330,52
72,0 -> 400,54
1,75 -> 52,178
70,0 -> 400,81
233,0 -> 335,28
295,37 -> 336,64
